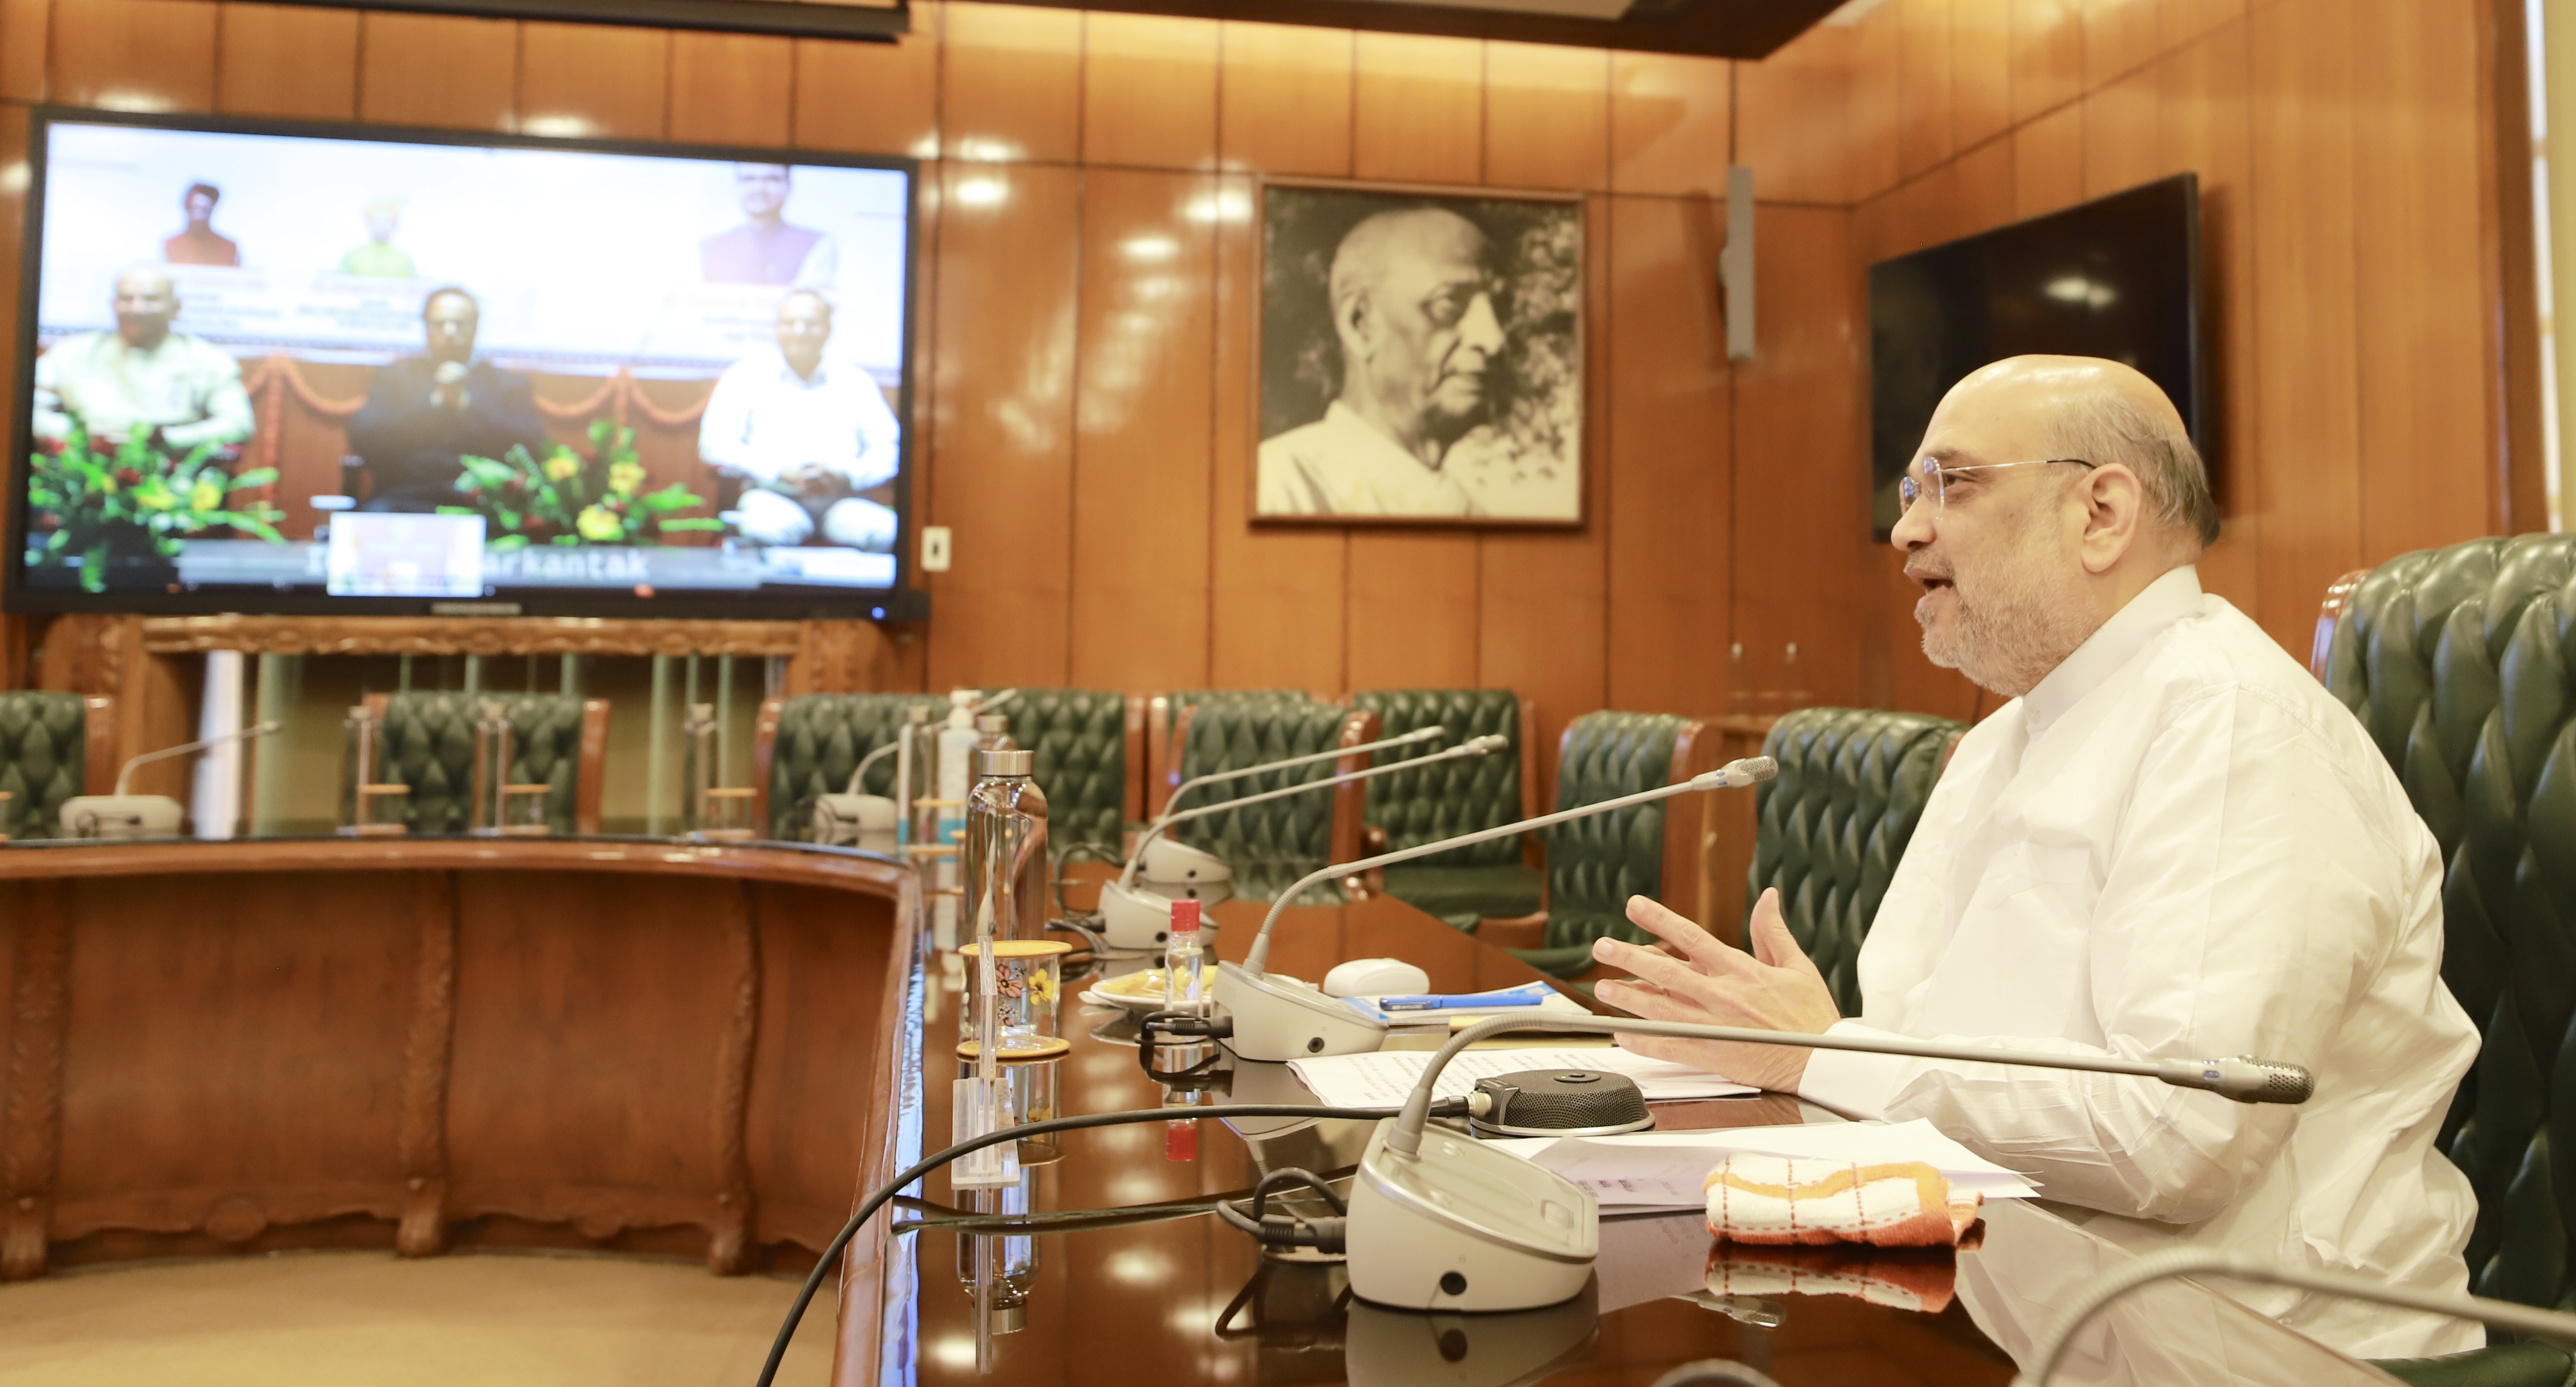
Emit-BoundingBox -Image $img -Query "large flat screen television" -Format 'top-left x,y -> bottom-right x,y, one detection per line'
1868,173 -> 2203,537
9,110 -> 924,619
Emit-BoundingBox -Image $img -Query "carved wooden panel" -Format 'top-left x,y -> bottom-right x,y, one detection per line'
138,615 -> 805,658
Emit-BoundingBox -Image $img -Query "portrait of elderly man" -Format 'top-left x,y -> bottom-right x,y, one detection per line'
162,182 -> 240,268
32,265 -> 254,452
700,164 -> 838,291
345,286 -> 550,512
697,290 -> 901,552
1257,203 -> 1530,520
1589,356 -> 2480,1361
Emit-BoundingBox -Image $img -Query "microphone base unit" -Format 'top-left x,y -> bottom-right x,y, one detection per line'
1138,838 -> 1234,887
1100,879 -> 1236,950
1216,961 -> 1389,1060
1342,1279 -> 1600,1387
811,793 -> 898,845
58,794 -> 186,840
1346,1118 -> 1597,1312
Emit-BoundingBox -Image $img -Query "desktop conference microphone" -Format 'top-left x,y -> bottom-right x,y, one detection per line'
1097,735 -> 1509,949
1127,725 -> 1451,891
1212,757 -> 1779,1062
1344,1012 -> 2315,1313
60,720 -> 286,839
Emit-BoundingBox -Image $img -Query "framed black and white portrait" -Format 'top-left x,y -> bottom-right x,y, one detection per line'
1253,180 -> 1584,527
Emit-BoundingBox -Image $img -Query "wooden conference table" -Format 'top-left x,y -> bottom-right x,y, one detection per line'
0,834 -> 2396,1385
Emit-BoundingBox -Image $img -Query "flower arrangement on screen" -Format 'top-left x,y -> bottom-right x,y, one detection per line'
25,426 -> 286,593
442,420 -> 724,548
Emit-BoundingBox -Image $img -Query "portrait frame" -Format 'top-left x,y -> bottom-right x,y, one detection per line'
1250,177 -> 1586,530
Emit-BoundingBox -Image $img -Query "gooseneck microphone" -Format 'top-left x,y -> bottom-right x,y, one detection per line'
1123,724 -> 1450,889
1340,1010 -> 2315,1313
1097,735 -> 1506,948
1211,757 -> 1778,1062
116,719 -> 285,796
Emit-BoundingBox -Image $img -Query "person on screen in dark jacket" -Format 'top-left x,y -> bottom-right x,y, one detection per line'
346,286 -> 549,512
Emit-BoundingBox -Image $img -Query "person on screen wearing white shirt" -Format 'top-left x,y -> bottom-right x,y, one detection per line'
1588,355 -> 2480,1361
32,265 -> 254,453
698,291 -> 899,551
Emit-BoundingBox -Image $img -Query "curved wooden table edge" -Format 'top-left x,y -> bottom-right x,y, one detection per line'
0,836 -> 914,896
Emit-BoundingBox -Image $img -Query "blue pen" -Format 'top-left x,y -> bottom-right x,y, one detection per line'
1378,986 -> 1553,1013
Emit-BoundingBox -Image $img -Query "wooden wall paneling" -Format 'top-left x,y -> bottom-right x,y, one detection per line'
2082,62 -> 2161,198
742,884 -> 896,1256
1081,12 -> 1219,171
1882,159 -> 1964,260
51,0 -> 218,114
2011,97 -> 2085,217
923,163 -> 1079,691
1477,196 -> 1611,808
2082,0 -> 2161,88
0,0 -> 46,102
1953,129 -> 2015,229
793,10 -> 942,159
1208,173 -> 1346,689
2248,0 -> 2363,651
1485,41 -> 1608,192
1952,0 -> 2014,153
1732,204 -> 1864,714
1846,0 -> 1904,201
1896,0 -> 1956,180
668,33 -> 793,147
1607,51 -> 1734,197
215,4 -> 358,120
2158,21 -> 2259,607
1353,32 -> 1483,184
49,872 -> 417,1250
2351,0 -> 2500,560
1217,21 -> 1353,178
126,652 -> 198,800
1067,169 -> 1217,694
518,22 -> 669,142
1736,20 -> 1858,207
444,875 -> 739,1242
940,1 -> 1083,165
2010,0 -> 2084,125
2166,0 -> 2245,52
355,13 -> 517,132
1604,195 -> 1730,715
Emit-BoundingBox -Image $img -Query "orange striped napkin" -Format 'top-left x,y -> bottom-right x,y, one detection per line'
1703,1152 -> 1982,1248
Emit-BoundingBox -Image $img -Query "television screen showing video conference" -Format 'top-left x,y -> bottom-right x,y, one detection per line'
8,113 -> 922,618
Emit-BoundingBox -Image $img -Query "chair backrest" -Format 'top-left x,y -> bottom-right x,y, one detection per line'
1168,694 -> 1374,902
2313,533 -> 2576,1305
996,689 -> 1136,855
1146,689 -> 1317,817
358,692 -> 608,836
756,693 -> 938,839
1540,711 -> 1715,951
1748,706 -> 1967,1015
0,692 -> 115,840
1350,689 -> 1534,864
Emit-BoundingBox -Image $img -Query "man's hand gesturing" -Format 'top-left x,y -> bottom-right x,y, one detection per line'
1589,888 -> 1841,1094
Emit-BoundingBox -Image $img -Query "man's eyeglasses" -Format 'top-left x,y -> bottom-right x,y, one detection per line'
1898,456 -> 2096,511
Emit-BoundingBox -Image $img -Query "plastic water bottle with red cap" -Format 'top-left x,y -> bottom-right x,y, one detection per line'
1162,898 -> 1206,1018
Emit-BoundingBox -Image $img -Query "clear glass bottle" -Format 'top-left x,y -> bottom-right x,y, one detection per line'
895,703 -> 936,846
469,699 -> 511,836
681,701 -> 717,835
1162,897 -> 1206,1018
965,748 -> 1048,945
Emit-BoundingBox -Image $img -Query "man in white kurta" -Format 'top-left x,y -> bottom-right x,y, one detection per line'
33,266 -> 253,452
1591,356 -> 2479,1360
699,291 -> 900,551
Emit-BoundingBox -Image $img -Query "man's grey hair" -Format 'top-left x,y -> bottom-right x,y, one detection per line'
2046,391 -> 2220,549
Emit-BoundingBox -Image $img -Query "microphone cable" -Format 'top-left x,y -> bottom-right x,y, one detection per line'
753,1100 -> 1469,1387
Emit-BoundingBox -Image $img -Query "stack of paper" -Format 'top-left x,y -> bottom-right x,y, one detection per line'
1488,1120 -> 2039,1209
1287,1046 -> 1759,1108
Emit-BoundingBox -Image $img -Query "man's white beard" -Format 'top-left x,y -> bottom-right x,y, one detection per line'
1917,524 -> 2095,698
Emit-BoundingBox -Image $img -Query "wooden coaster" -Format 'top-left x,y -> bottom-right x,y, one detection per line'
955,1035 -> 1072,1061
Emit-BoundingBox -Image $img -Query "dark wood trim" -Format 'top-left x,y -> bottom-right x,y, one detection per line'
0,837 -> 912,894
750,698 -> 786,836
1662,718 -> 1721,933
0,879 -> 69,1281
708,885 -> 761,1275
78,696 -> 116,797
139,615 -> 806,659
838,875 -> 926,1384
253,0 -> 910,40
2311,567 -> 2374,682
1331,708 -> 1380,889
576,698 -> 612,837
2481,0 -> 2552,534
994,0 -> 1841,60
1146,696 -> 1181,820
395,872 -> 457,1258
1122,694 -> 1148,828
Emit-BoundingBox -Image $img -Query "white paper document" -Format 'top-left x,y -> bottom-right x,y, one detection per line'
1286,1046 -> 1759,1109
1487,1119 -> 2041,1209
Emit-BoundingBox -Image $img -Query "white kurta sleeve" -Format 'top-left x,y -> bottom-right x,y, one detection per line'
1810,686 -> 2404,1224
697,363 -> 759,478
843,376 -> 902,489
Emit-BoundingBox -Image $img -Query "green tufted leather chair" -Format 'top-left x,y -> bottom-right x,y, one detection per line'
1007,689 -> 1137,857
1148,689 -> 1318,817
354,692 -> 608,837
0,692 -> 112,841
756,693 -> 935,840
1166,694 -> 1371,904
1497,710 -> 1716,979
1351,689 -> 1542,930
1746,707 -> 1966,1015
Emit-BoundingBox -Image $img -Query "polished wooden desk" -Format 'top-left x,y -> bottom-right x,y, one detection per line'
0,833 -> 918,1376
860,894 -> 2389,1387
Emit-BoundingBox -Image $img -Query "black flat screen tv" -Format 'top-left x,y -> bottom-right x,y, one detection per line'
9,109 -> 925,620
1868,173 -> 2203,538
